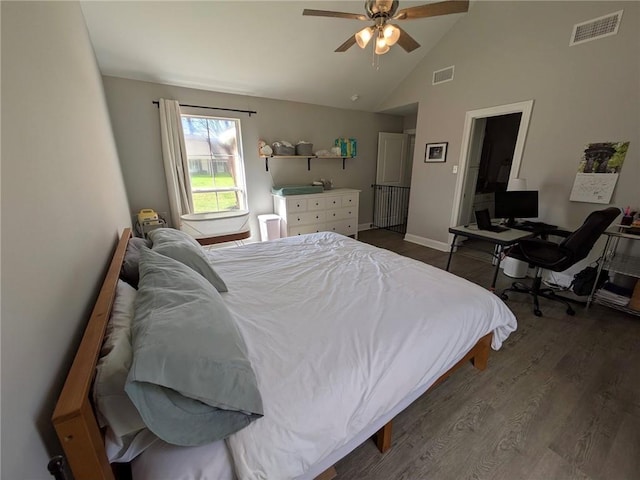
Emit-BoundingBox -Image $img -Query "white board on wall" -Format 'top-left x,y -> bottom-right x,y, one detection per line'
570,172 -> 618,204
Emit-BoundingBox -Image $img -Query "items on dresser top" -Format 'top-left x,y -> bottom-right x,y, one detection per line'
273,188 -> 360,239
271,185 -> 324,196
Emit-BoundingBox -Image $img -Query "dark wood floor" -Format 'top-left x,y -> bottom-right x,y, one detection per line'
334,229 -> 640,480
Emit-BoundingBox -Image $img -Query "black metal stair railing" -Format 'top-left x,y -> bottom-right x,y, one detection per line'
372,184 -> 410,234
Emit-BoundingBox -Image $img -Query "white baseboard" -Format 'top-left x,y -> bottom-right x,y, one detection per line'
404,233 -> 450,252
358,223 -> 372,232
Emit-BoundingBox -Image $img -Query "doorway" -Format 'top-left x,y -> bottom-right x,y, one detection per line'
451,100 -> 535,228
373,132 -> 414,233
460,112 -> 522,224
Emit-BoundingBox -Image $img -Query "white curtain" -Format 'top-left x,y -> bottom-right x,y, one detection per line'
159,99 -> 193,228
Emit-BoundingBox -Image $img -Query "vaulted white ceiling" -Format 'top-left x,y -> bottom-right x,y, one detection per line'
81,1 -> 468,112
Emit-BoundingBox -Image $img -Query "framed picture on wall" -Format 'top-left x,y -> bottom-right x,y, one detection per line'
424,142 -> 448,163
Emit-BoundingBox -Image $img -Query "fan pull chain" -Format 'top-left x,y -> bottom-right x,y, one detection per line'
371,39 -> 375,67
371,40 -> 380,70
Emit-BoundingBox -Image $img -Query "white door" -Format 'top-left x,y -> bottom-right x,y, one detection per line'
375,132 -> 410,228
459,119 -> 486,225
376,132 -> 408,185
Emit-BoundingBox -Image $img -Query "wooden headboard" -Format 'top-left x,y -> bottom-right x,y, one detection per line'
52,228 -> 131,480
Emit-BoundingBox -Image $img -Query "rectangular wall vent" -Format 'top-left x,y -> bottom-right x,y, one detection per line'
433,65 -> 455,85
570,10 -> 623,46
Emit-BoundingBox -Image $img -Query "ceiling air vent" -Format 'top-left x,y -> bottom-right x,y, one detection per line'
433,65 -> 454,85
570,10 -> 623,46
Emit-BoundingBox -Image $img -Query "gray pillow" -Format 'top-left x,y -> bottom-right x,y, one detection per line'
147,227 -> 200,247
126,248 -> 263,446
148,228 -> 227,292
120,237 -> 151,289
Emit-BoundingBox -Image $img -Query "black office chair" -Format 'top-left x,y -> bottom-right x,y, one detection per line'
500,207 -> 620,316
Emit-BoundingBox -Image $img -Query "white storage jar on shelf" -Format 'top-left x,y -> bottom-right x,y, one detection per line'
273,188 -> 360,239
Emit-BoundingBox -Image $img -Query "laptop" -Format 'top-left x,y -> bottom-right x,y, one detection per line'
475,209 -> 509,233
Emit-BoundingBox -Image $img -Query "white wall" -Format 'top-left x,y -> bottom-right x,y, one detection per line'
101,76 -> 404,237
381,1 -> 639,247
1,2 -> 131,478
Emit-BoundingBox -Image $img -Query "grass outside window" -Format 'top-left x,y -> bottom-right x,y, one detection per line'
190,173 -> 241,213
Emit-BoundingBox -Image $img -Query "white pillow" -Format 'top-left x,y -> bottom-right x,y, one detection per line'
94,280 -> 157,461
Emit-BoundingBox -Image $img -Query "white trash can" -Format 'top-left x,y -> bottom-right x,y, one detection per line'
258,214 -> 281,242
503,257 -> 528,278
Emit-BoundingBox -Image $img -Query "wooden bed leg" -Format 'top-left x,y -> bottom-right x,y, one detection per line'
375,420 -> 392,453
471,333 -> 492,371
314,466 -> 337,480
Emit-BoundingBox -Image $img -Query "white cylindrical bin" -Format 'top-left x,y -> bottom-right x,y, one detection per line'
503,257 -> 528,278
258,214 -> 281,242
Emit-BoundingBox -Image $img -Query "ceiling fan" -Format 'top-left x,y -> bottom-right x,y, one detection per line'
303,0 -> 469,55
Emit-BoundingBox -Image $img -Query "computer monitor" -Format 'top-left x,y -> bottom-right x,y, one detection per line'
494,190 -> 538,227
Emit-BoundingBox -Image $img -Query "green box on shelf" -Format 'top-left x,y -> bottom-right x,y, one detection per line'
334,138 -> 357,157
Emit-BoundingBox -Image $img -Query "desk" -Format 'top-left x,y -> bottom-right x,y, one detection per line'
447,224 -> 534,291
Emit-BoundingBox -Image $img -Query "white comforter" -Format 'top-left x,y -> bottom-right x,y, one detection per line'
133,232 -> 516,480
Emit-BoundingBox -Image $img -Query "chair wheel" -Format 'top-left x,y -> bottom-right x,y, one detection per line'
567,308 -> 575,316
534,309 -> 542,317
500,293 -> 509,300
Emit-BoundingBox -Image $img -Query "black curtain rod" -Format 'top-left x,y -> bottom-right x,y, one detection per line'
152,101 -> 256,117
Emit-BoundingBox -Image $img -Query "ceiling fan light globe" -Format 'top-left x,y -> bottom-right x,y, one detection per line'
355,26 -> 374,49
383,24 -> 400,46
375,37 -> 390,55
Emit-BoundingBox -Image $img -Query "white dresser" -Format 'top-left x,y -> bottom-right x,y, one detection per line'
273,188 -> 361,239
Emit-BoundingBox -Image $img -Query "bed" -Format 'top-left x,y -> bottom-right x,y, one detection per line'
52,228 -> 517,480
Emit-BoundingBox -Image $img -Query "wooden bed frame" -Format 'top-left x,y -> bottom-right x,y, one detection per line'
52,227 -> 492,480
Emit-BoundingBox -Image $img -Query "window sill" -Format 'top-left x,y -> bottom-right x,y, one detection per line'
181,210 -> 250,221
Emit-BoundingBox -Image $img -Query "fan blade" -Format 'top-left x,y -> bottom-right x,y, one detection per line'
396,26 -> 421,52
335,35 -> 357,53
394,0 -> 469,20
303,9 -> 367,21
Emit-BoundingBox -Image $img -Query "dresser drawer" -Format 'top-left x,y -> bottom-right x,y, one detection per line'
286,197 -> 308,212
307,197 -> 326,211
326,219 -> 357,236
326,207 -> 356,221
289,224 -> 325,236
325,196 -> 342,209
341,193 -> 358,208
288,211 -> 326,226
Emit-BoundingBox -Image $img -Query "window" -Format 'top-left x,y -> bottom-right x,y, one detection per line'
181,115 -> 247,214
